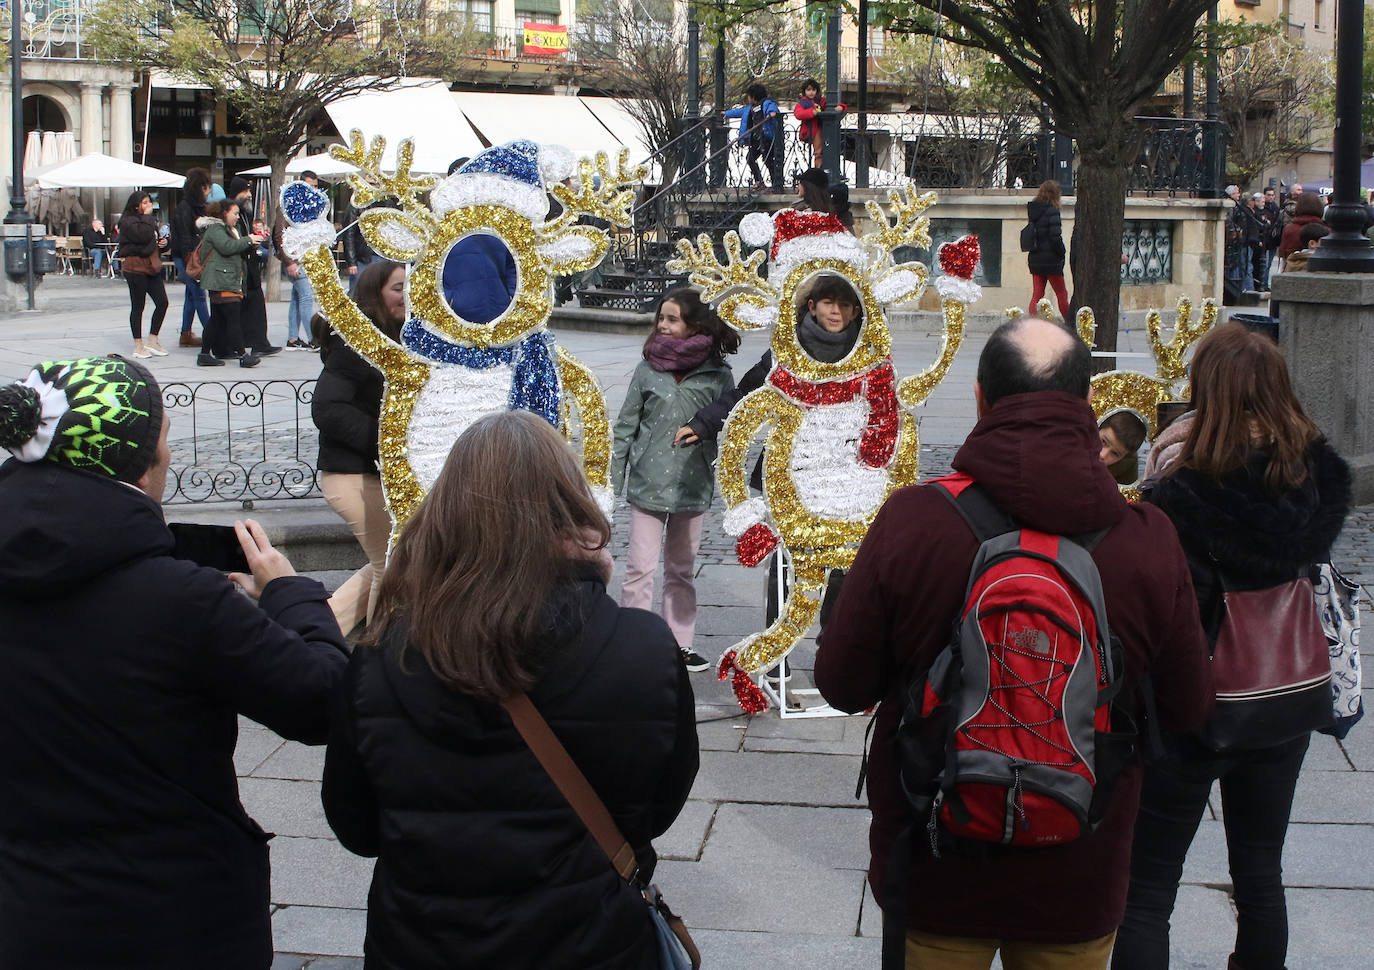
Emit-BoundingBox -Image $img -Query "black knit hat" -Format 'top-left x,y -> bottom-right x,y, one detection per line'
0,356 -> 164,483
227,175 -> 252,199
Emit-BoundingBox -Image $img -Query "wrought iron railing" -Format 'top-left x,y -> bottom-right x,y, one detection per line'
1130,118 -> 1224,197
161,378 -> 320,507
1122,220 -> 1175,286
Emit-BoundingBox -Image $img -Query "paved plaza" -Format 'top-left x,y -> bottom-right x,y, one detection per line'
2,276 -> 1371,969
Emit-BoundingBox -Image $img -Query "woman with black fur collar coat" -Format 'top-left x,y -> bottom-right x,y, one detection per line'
1114,324 -> 1352,970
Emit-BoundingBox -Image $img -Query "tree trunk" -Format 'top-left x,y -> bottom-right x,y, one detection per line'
1069,151 -> 1130,356
263,156 -> 287,303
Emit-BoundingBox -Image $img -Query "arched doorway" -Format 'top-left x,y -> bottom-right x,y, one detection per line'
23,94 -> 70,134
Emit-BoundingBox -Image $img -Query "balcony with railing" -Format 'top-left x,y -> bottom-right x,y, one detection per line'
6,0 -> 98,59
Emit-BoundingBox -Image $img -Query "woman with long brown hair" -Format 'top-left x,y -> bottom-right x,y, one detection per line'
312,259 -> 406,632
1026,179 -> 1069,320
1115,323 -> 1352,970
322,410 -> 698,970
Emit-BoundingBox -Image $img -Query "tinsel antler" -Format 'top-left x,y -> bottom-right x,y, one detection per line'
547,149 -> 647,230
331,130 -> 438,232
862,185 -> 937,259
667,231 -> 775,305
1147,297 -> 1217,382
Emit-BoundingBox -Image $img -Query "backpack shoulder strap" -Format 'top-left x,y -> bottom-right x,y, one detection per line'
932,478 -> 1016,543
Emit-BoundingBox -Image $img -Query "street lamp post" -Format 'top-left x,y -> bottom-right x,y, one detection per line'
821,7 -> 841,184
1308,0 -> 1374,272
6,0 -> 30,225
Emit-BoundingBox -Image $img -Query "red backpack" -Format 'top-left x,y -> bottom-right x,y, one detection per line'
877,475 -> 1147,969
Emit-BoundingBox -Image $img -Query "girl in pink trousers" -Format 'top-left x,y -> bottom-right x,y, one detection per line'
612,288 -> 737,671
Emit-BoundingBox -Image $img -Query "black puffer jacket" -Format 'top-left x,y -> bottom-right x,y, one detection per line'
0,460 -> 349,970
312,329 -> 382,474
1147,439 -> 1352,637
169,195 -> 205,261
322,564 -> 699,970
1026,199 -> 1067,276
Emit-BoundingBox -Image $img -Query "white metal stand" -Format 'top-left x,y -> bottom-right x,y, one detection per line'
754,545 -> 847,719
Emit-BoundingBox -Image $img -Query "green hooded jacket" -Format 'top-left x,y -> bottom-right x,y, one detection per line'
611,356 -> 734,513
196,216 -> 256,295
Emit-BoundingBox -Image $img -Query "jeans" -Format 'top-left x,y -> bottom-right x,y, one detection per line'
90,248 -> 105,275
173,256 -> 210,333
1113,733 -> 1311,970
347,254 -> 373,295
286,270 -> 315,342
746,135 -> 780,191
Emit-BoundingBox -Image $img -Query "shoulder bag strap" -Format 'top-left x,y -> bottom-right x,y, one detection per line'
499,691 -> 639,883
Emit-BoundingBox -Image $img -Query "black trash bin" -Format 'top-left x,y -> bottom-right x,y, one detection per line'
1229,312 -> 1279,343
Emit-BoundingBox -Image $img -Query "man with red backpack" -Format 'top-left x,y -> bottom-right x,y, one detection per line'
816,316 -> 1213,970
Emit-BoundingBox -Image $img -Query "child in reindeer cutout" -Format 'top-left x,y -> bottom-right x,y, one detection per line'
279,132 -> 644,535
668,188 -> 982,712
1013,296 -> 1218,501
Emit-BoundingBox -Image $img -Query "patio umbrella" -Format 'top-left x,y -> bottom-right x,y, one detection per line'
35,133 -> 84,230
29,152 -> 183,189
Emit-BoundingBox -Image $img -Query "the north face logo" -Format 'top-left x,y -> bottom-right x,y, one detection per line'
1010,628 -> 1051,654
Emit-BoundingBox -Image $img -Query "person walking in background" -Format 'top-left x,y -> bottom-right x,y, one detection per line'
196,200 -> 266,368
169,167 -> 213,349
275,171 -> 321,349
1277,191 -> 1326,267
312,260 -> 406,634
82,218 -> 110,278
228,176 -> 282,358
342,203 -> 377,296
612,287 -> 738,672
1114,324 -> 1352,970
1259,186 -> 1281,290
726,82 -> 781,193
1026,179 -> 1070,320
116,191 -> 170,359
322,409 -> 699,970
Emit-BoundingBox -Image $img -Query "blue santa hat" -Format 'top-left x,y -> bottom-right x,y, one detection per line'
431,139 -> 575,221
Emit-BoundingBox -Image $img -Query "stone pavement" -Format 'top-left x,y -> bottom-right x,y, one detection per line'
3,276 -> 1372,969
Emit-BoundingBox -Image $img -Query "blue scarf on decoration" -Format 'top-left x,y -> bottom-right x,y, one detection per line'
400,319 -> 561,428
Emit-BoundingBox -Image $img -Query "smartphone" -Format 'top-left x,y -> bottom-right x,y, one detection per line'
168,522 -> 251,573
1156,400 -> 1193,433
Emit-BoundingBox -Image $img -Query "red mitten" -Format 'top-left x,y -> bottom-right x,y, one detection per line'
736,522 -> 779,567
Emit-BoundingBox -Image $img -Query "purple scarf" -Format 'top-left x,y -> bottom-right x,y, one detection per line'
646,332 -> 713,373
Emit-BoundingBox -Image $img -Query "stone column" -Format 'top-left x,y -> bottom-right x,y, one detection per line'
79,83 -> 104,218
109,84 -> 134,162
1271,272 -> 1374,503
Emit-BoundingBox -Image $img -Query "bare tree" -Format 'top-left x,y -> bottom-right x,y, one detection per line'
87,0 -> 479,294
1219,32 -> 1333,189
875,35 -> 1038,188
856,0 -> 1216,352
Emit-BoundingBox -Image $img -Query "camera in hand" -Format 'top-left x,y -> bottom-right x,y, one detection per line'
168,523 -> 251,573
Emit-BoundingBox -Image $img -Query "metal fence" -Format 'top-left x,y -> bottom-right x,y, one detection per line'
161,378 -> 321,507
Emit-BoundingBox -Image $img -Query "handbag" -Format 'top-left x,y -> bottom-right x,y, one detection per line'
1199,572 -> 1333,753
1315,563 -> 1365,739
499,692 -> 701,970
184,235 -> 207,282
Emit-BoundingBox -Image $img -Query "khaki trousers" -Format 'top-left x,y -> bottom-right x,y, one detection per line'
905,929 -> 1117,970
320,471 -> 390,632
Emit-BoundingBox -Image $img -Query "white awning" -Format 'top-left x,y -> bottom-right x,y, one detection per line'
239,152 -> 359,178
28,152 -> 183,188
577,97 -> 654,163
148,68 -> 213,91
451,92 -> 624,159
324,80 -> 485,174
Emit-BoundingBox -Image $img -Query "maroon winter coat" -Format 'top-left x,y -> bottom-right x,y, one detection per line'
815,391 -> 1213,944
1278,213 -> 1324,259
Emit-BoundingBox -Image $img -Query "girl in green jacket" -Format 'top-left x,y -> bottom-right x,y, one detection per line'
612,288 -> 738,671
196,201 -> 267,368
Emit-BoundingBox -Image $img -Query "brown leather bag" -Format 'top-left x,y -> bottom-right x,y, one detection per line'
1199,575 -> 1333,752
499,692 -> 701,968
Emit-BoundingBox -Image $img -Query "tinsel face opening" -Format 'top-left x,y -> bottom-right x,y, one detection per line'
774,264 -> 890,382
409,206 -> 551,348
438,230 -> 520,326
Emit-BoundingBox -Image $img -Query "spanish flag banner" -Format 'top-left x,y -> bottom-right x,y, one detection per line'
522,22 -> 568,55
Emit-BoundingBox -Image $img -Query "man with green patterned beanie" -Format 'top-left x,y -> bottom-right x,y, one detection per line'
0,356 -> 349,969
